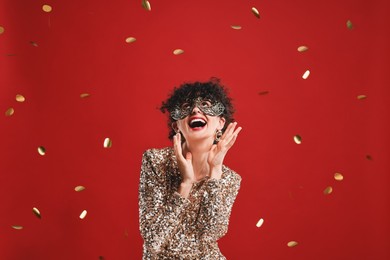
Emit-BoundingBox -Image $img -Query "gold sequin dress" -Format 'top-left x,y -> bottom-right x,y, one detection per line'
139,147 -> 241,259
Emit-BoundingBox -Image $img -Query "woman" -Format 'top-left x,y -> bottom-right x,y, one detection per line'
139,78 -> 242,259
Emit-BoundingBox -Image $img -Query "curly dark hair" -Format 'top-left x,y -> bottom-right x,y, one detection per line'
160,77 -> 235,140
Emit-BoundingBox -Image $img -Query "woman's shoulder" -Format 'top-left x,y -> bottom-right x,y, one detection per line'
142,147 -> 174,163
222,165 -> 242,185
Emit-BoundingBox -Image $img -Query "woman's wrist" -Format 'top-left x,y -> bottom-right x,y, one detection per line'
178,181 -> 193,198
209,166 -> 223,180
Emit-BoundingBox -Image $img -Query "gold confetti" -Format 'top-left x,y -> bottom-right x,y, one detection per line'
287,241 -> 298,247
75,186 -> 85,192
0,26 -> 4,35
324,186 -> 333,195
103,138 -> 112,148
231,25 -> 242,30
357,95 -> 367,100
38,146 -> 46,156
256,218 -> 264,228
79,210 -> 87,219
173,49 -> 184,55
30,41 -> 38,47
42,4 -> 52,13
346,20 -> 353,30
302,70 -> 310,79
366,155 -> 373,160
99,256 -> 105,260
293,135 -> 302,144
142,0 -> 151,11
334,173 -> 344,181
5,107 -> 14,116
12,225 -> 23,230
297,46 -> 308,52
80,93 -> 90,98
32,207 -> 42,219
125,37 -> 136,43
258,91 -> 269,95
251,7 -> 260,19
124,229 -> 129,238
16,94 -> 25,102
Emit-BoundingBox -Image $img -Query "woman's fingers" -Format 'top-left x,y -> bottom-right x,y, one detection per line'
220,122 -> 241,147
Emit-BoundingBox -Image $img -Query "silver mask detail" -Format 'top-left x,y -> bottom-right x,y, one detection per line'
170,97 -> 225,120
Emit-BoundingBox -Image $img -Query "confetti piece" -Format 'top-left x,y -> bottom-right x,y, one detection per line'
334,173 -> 343,181
124,229 -> 129,238
357,95 -> 367,100
42,4 -> 52,12
0,26 -> 4,35
5,108 -> 14,116
324,186 -> 333,195
103,138 -> 112,148
32,207 -> 42,219
38,146 -> 46,156
75,186 -> 86,192
366,155 -> 373,160
231,25 -> 242,30
142,0 -> 151,11
258,91 -> 269,95
256,218 -> 264,228
80,93 -> 90,98
293,135 -> 302,144
12,225 -> 23,230
297,46 -> 308,52
302,70 -> 310,79
99,256 -> 105,260
30,41 -> 38,47
125,37 -> 136,43
79,210 -> 87,219
287,241 -> 298,247
173,49 -> 184,55
251,7 -> 260,19
346,20 -> 353,30
16,94 -> 25,102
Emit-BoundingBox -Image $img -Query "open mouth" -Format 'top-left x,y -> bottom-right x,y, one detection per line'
189,118 -> 207,129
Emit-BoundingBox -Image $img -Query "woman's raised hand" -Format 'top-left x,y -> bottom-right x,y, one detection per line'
208,122 -> 242,179
173,133 -> 196,184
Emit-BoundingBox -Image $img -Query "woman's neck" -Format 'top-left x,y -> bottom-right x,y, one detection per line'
182,139 -> 213,180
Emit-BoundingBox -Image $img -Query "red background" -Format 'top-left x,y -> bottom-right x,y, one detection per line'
1,0 -> 389,259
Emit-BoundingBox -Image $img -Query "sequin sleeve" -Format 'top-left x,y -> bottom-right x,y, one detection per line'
138,150 -> 190,254
197,170 -> 241,242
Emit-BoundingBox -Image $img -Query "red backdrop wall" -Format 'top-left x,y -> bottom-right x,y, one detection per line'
1,0 -> 389,259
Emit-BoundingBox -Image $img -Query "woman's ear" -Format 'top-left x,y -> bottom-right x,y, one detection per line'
171,122 -> 179,133
218,117 -> 226,130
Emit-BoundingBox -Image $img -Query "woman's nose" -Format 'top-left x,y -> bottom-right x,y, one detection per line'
191,105 -> 202,114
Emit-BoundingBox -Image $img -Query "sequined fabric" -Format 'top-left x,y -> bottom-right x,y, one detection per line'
139,147 -> 241,259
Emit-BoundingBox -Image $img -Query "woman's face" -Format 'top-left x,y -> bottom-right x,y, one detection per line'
174,98 -> 226,143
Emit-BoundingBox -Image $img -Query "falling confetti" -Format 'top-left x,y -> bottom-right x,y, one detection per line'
30,41 -> 38,47
32,207 -> 42,219
12,225 -> 23,230
357,95 -> 367,100
366,155 -> 373,160
75,186 -> 86,192
334,173 -> 344,181
297,46 -> 308,52
324,186 -> 333,195
256,218 -> 264,228
0,26 -> 4,35
258,91 -> 269,95
5,108 -> 14,116
42,4 -> 52,12
173,49 -> 184,55
16,94 -> 26,102
231,25 -> 242,30
293,135 -> 302,144
125,37 -> 136,43
302,70 -> 310,79
80,93 -> 90,98
38,146 -> 46,156
346,20 -> 353,30
142,0 -> 151,11
79,210 -> 87,219
103,138 -> 112,148
251,7 -> 260,19
287,241 -> 298,247
99,256 -> 105,260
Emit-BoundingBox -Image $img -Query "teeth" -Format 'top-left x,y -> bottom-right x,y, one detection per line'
190,118 -> 206,124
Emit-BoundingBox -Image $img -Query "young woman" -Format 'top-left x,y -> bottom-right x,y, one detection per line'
139,78 -> 242,259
